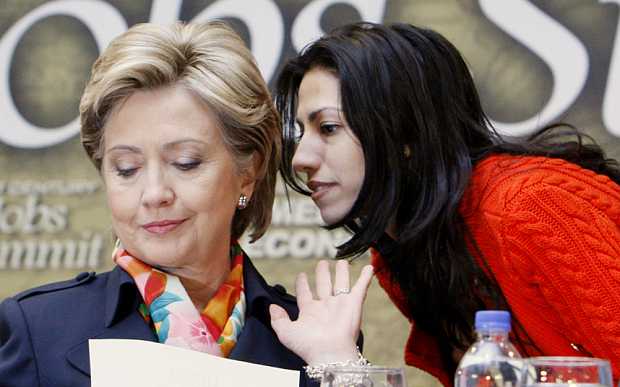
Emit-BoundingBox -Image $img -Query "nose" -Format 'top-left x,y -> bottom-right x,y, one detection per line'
292,132 -> 322,176
141,167 -> 174,208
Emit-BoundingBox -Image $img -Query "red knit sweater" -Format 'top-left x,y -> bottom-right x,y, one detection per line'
371,154 -> 620,386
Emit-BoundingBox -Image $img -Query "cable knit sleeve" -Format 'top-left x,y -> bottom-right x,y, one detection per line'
482,159 -> 620,381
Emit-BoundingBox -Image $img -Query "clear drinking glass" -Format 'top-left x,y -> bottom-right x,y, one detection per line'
320,366 -> 407,387
521,356 -> 613,387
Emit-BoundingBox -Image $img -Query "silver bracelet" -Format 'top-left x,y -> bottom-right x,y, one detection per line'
303,347 -> 371,380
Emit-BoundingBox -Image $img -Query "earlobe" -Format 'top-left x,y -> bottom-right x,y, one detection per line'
238,171 -> 256,211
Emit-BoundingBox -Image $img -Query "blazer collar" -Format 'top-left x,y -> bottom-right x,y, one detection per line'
104,265 -> 141,328
67,255 -> 300,377
243,256 -> 285,317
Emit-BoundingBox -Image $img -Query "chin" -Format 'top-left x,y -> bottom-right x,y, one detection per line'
132,245 -> 184,267
319,209 -> 347,226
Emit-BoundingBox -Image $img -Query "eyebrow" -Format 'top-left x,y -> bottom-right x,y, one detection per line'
105,145 -> 140,154
296,107 -> 342,125
162,138 -> 208,150
105,139 -> 208,154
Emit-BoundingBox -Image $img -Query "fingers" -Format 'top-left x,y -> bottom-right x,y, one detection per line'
298,260 -> 373,304
295,272 -> 313,306
333,259 -> 350,295
269,303 -> 290,321
269,304 -> 292,340
315,260 -> 332,299
351,264 -> 374,299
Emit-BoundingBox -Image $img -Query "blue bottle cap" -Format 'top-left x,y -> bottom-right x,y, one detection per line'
475,310 -> 511,332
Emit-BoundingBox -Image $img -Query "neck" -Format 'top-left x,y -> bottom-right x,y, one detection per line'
174,241 -> 233,311
182,270 -> 229,311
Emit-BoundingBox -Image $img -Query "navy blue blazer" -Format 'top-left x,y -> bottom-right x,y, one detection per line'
0,258 -> 319,387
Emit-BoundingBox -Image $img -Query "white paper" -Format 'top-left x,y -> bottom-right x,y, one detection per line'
89,339 -> 300,387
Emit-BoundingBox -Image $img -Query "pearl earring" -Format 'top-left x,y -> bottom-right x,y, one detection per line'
237,194 -> 248,209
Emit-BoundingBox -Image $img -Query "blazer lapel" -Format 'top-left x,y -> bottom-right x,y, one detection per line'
65,267 -> 157,376
65,312 -> 157,376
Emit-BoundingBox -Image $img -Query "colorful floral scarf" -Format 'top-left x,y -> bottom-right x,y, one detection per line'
113,242 -> 246,357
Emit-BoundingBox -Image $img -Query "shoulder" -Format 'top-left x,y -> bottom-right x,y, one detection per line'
246,259 -> 297,305
1,271 -> 112,341
462,154 -> 620,217
242,255 -> 298,316
12,271 -> 99,301
6,271 -> 111,316
269,283 -> 297,305
462,154 -> 620,279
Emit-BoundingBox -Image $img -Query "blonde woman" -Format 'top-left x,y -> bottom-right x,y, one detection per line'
0,21 -> 373,387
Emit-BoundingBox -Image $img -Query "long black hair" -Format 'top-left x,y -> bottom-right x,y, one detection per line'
275,22 -> 620,371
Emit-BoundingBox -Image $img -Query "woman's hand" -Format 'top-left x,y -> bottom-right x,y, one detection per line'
269,259 -> 374,365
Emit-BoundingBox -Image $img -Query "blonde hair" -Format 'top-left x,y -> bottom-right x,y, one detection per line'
79,21 -> 280,241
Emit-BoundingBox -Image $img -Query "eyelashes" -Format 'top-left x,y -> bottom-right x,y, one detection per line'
114,160 -> 202,178
172,160 -> 201,171
116,167 -> 138,177
320,123 -> 340,134
293,122 -> 341,143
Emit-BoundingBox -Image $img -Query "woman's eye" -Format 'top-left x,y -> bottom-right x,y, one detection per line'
116,167 -> 137,177
173,161 -> 201,171
320,123 -> 339,135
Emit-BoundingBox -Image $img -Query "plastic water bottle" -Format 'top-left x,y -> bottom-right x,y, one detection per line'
454,310 -> 523,387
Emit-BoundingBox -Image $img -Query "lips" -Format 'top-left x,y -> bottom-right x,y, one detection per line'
307,180 -> 336,201
142,219 -> 187,235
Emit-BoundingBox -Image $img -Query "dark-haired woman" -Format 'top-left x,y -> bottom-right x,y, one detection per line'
268,22 -> 620,386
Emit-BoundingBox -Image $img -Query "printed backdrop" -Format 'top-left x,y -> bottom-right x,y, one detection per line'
1,1 -> 619,385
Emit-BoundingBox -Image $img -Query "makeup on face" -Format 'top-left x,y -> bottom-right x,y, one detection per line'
292,68 -> 365,225
102,85 -> 253,273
